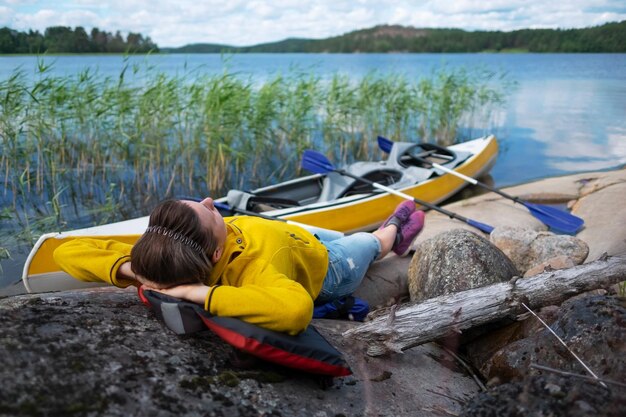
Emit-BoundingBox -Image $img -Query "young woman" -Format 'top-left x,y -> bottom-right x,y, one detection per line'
54,198 -> 424,335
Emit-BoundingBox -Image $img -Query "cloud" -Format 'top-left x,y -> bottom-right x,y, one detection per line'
0,6 -> 15,24
13,9 -> 102,32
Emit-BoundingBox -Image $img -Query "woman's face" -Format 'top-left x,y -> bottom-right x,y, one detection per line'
182,197 -> 227,255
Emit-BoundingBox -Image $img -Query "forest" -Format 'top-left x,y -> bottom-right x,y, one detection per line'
1,20 -> 624,54
172,20 -> 626,53
0,26 -> 158,54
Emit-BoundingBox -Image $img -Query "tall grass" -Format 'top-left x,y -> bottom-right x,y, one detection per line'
0,59 -> 512,280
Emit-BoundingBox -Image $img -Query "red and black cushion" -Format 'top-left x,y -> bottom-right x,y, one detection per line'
138,288 -> 352,377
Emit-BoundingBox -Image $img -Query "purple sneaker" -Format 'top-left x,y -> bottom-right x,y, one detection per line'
378,200 -> 416,231
393,210 -> 425,257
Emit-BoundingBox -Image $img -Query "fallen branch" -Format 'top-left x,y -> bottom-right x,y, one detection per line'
343,255 -> 626,356
530,363 -> 626,389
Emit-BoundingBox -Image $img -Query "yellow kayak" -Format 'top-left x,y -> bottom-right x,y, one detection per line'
22,135 -> 498,293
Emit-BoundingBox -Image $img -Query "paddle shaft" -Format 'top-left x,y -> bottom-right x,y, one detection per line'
416,158 -> 524,203
335,169 -> 494,233
405,154 -> 584,233
214,201 -> 313,229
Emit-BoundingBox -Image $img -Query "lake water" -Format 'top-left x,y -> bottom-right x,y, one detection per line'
1,53 -> 625,288
2,53 -> 624,186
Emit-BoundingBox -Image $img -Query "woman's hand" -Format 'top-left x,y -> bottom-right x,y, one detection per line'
146,283 -> 211,305
117,261 -> 138,281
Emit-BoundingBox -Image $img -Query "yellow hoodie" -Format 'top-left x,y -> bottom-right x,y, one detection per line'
53,216 -> 329,335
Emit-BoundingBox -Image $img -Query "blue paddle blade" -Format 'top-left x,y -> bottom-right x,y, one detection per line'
377,136 -> 394,153
466,219 -> 495,234
302,149 -> 336,174
523,202 -> 584,234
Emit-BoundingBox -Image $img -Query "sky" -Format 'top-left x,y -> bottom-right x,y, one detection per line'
1,0 -> 625,48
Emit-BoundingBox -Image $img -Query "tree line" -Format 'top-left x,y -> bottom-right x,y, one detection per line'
169,20 -> 626,53
0,26 -> 158,54
2,20 -> 624,54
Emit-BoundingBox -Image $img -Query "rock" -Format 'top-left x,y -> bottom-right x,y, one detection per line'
523,255 -> 576,278
489,227 -> 588,274
527,233 -> 588,269
408,229 -> 518,302
0,287 -> 480,417
481,294 -> 626,383
353,255 -> 411,310
464,305 -> 560,373
410,198 -> 547,249
489,227 -> 537,271
406,169 -> 626,268
573,180 -> 626,262
460,373 -> 625,417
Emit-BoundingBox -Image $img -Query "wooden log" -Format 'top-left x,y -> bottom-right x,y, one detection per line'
343,254 -> 626,356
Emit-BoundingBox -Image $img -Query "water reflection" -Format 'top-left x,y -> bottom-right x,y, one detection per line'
491,78 -> 626,186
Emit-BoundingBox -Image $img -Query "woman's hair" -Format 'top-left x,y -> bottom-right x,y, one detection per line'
130,199 -> 217,286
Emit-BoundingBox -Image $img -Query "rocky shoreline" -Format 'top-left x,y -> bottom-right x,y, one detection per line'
1,167 -> 624,416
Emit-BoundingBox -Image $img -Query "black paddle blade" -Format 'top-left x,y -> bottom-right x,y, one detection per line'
377,136 -> 394,153
302,149 -> 336,174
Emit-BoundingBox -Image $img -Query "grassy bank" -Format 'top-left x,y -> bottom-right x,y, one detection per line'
0,59 -> 512,281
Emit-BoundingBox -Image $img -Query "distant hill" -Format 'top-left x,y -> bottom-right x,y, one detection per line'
163,20 -> 626,53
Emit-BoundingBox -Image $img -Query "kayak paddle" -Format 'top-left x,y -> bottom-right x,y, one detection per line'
301,149 -> 495,234
213,201 -> 320,230
184,196 -> 305,225
377,136 -> 584,234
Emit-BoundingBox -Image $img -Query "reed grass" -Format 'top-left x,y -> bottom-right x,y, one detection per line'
0,58 -> 512,280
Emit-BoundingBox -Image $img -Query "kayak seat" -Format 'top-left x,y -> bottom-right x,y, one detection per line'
318,164 -> 407,202
387,142 -> 471,174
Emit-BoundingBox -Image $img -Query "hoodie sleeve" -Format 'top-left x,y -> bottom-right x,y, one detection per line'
53,238 -> 136,288
205,258 -> 314,335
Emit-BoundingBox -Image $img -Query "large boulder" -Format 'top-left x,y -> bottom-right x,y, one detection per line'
489,227 -> 589,275
461,294 -> 626,417
460,373 -> 624,417
481,294 -> 626,383
408,229 -> 518,302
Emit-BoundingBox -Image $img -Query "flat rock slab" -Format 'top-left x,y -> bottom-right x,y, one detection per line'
338,168 -> 626,319
0,287 -> 480,417
574,180 -> 626,261
410,168 -> 626,262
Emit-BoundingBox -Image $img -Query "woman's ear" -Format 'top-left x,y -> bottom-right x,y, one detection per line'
211,247 -> 223,264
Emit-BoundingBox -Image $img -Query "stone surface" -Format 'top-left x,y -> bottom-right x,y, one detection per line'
460,373 -> 625,417
0,287 -> 480,417
463,305 -> 560,373
525,233 -> 588,270
407,168 -> 626,266
489,227 -> 588,274
481,294 -> 626,384
573,180 -> 626,262
523,255 -> 576,278
462,293 -> 626,416
488,227 -> 538,272
408,229 -> 518,302
353,255 -> 411,310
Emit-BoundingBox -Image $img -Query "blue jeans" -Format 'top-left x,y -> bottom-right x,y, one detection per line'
302,226 -> 381,303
